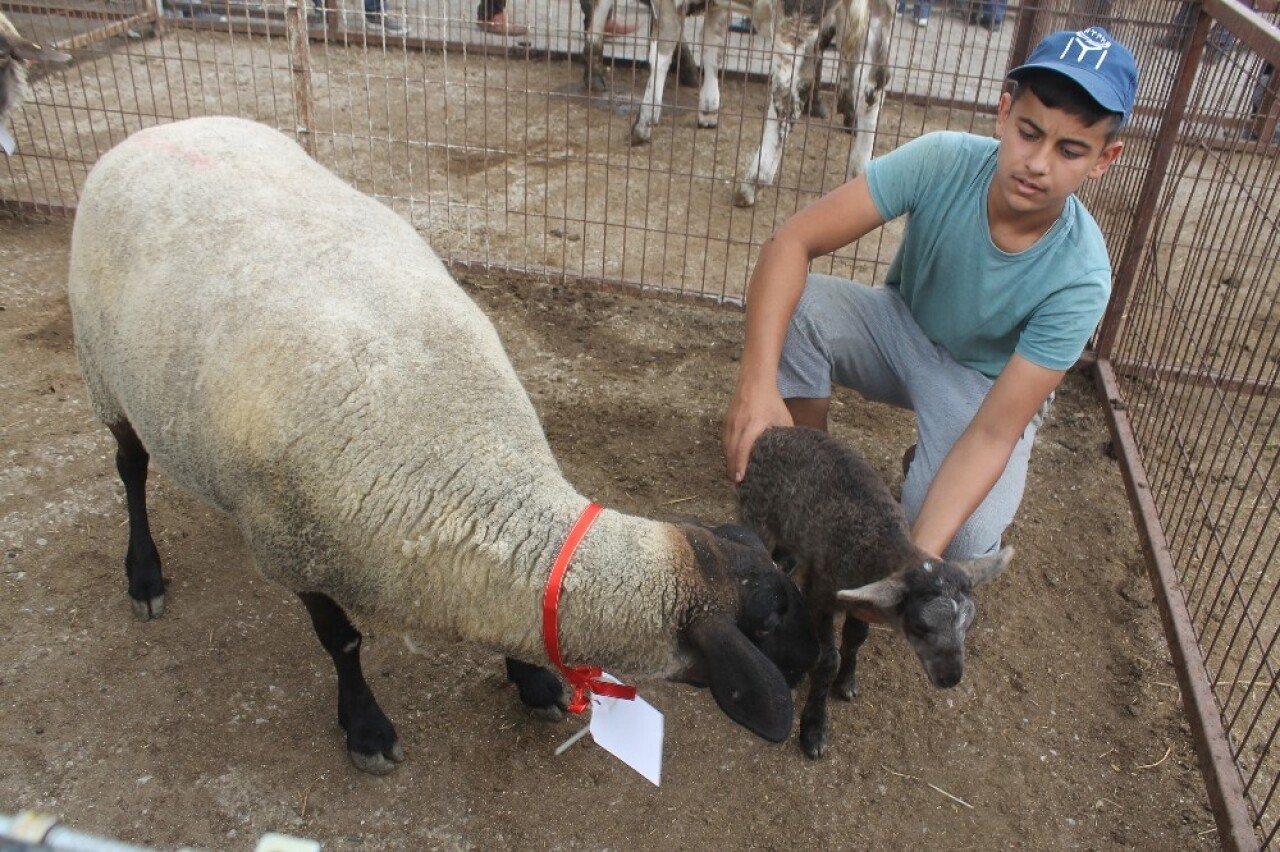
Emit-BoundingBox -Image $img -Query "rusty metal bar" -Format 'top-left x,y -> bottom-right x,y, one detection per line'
1095,358 -> 1260,851
1111,358 -> 1280,399
50,10 -> 157,51
1095,9 -> 1213,361
0,197 -> 74,217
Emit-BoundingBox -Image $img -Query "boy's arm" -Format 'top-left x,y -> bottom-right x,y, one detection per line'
723,175 -> 887,482
910,353 -> 1065,557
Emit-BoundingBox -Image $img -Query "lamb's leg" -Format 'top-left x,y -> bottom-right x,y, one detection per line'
109,420 -> 165,620
504,658 -> 569,721
831,615 -> 869,700
298,591 -> 404,775
798,610 -> 838,759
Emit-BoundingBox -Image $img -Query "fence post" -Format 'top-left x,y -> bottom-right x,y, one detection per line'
285,0 -> 317,159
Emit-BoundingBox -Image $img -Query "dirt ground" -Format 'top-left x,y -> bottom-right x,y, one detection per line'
1,212 -> 1221,850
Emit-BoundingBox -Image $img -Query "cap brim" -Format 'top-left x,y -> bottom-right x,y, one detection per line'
1007,61 -> 1128,119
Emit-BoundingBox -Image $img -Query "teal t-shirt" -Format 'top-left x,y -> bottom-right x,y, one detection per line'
864,131 -> 1112,378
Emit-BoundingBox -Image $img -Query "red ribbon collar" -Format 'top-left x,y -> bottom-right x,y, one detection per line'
542,502 -> 638,713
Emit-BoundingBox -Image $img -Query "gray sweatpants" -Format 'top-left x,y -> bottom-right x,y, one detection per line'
777,274 -> 1048,560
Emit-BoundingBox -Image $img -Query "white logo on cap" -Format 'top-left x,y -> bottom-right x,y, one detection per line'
1061,27 -> 1112,69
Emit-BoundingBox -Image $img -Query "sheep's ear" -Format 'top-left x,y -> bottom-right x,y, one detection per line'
835,576 -> 908,624
957,546 -> 1014,589
684,616 -> 794,743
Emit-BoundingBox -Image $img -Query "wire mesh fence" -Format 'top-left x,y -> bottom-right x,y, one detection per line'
1,0 -> 1278,845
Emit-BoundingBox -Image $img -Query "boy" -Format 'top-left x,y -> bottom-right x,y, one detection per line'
721,26 -> 1139,560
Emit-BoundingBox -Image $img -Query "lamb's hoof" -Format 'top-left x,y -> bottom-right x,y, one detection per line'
630,124 -> 653,146
833,680 -> 857,701
131,593 -> 165,621
733,186 -> 757,208
800,732 -> 827,760
697,114 -> 719,129
349,741 -> 405,775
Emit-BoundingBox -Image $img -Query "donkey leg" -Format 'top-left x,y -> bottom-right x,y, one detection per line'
697,4 -> 729,128
631,0 -> 682,144
298,591 -> 404,774
582,0 -> 616,92
108,420 -> 166,621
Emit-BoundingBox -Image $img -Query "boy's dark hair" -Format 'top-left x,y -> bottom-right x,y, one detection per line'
1010,68 -> 1124,143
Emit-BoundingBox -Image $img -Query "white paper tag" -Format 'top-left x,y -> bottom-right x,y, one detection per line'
0,124 -> 16,156
587,675 -> 664,786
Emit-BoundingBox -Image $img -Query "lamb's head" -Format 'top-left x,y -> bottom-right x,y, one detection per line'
0,13 -> 71,155
835,547 -> 1013,688
670,522 -> 819,743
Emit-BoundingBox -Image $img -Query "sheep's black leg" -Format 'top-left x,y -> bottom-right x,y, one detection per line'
108,420 -> 166,620
504,658 -> 568,721
298,592 -> 404,775
799,611 -> 839,759
832,616 -> 870,700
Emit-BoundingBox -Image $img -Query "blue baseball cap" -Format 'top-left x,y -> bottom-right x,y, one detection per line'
1008,26 -> 1139,123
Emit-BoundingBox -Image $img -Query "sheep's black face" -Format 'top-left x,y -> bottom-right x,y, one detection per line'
669,523 -> 819,743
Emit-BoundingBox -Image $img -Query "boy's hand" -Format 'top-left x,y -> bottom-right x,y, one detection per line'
722,385 -> 793,483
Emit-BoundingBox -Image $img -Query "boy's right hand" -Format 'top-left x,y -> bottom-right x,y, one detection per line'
722,385 -> 793,484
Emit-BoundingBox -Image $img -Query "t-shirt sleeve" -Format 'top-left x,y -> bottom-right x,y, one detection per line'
1015,271 -> 1111,370
865,131 -> 964,222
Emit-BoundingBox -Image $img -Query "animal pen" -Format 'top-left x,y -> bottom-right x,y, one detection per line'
1,0 -> 1277,845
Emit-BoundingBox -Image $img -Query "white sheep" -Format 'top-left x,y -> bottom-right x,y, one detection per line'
0,12 -> 70,156
69,116 -> 819,774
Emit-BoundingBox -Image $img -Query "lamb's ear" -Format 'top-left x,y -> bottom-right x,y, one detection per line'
957,545 -> 1014,589
684,616 -> 794,743
835,576 -> 909,624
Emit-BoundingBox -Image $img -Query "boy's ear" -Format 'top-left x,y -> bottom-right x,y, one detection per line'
1089,139 -> 1124,180
994,91 -> 1014,138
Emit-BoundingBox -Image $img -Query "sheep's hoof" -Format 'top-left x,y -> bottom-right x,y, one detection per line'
349,741 -> 405,775
131,593 -> 165,621
630,124 -> 653,147
832,680 -> 857,701
530,703 -> 566,723
733,186 -> 757,208
697,114 -> 719,129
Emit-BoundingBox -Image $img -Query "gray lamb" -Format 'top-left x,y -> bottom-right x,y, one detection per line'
68,116 -> 818,775
738,425 -> 1012,758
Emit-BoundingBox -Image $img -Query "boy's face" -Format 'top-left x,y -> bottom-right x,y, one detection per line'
991,89 -> 1124,218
